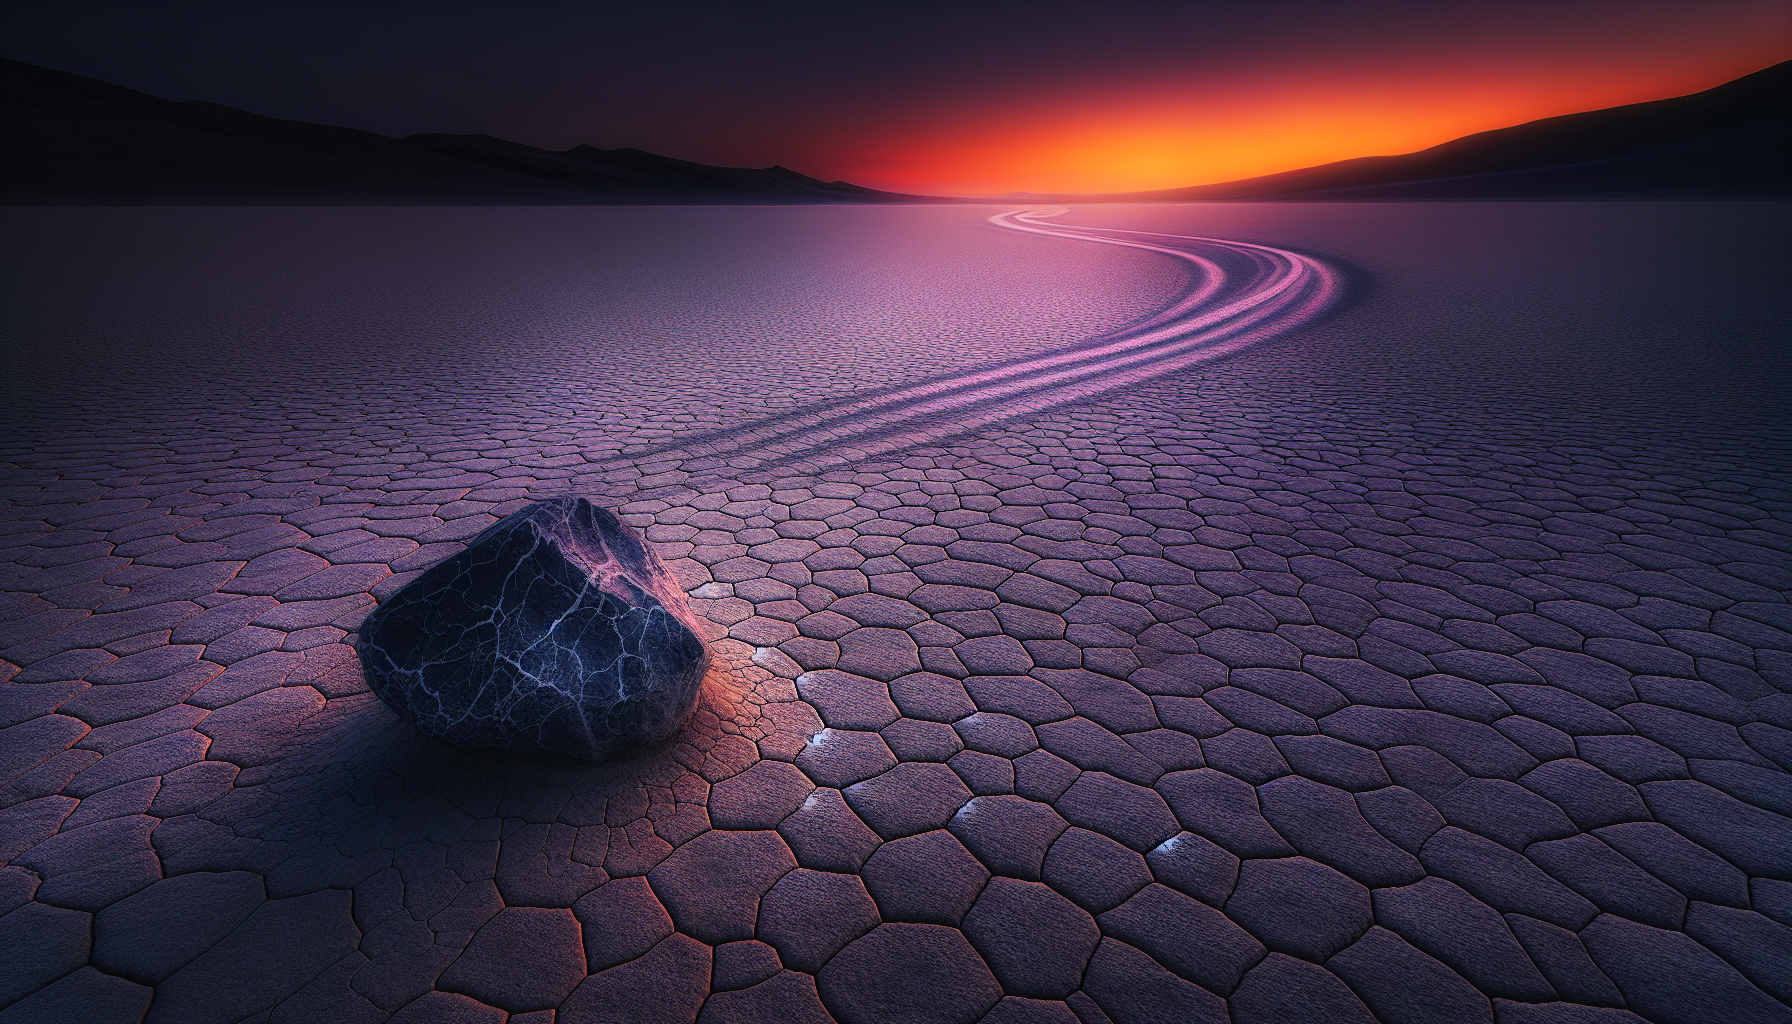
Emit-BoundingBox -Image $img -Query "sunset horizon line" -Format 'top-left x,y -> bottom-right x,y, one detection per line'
6,49 -> 1787,201
833,54 -> 1792,198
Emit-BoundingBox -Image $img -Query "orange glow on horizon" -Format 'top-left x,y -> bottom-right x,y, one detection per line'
814,45 -> 1790,197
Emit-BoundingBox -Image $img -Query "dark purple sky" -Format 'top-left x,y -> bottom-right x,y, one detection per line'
4,0 -> 1786,194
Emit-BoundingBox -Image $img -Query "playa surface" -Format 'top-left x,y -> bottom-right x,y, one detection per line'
3,201 -> 1789,1024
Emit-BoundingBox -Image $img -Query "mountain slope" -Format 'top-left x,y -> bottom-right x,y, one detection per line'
6,56 -> 1787,204
1131,60 -> 1791,200
0,59 -> 906,204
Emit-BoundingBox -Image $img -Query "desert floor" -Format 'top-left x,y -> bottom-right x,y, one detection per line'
2,202 -> 1789,1024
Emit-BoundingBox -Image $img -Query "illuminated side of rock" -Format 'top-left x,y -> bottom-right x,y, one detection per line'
359,496 -> 709,764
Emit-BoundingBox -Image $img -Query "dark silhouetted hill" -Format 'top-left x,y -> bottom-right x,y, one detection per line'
1168,61 -> 1790,200
1054,60 -> 1792,201
7,56 -> 1787,205
0,59 -> 910,204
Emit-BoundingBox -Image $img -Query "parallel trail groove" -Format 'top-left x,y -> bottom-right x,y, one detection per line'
602,208 -> 1343,483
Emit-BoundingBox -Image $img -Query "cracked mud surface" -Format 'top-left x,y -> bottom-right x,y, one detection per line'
2,202 -> 1790,1024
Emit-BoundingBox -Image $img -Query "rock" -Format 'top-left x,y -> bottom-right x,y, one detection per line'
358,496 -> 710,763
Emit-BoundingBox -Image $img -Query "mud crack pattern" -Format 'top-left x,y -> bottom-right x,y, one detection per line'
1,202 -> 1789,1024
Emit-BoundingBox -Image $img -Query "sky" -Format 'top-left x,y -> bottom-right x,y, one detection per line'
3,0 -> 1787,196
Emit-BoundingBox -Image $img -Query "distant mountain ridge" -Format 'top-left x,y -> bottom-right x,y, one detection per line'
1085,59 -> 1792,201
3,56 -> 1787,204
0,58 -> 911,203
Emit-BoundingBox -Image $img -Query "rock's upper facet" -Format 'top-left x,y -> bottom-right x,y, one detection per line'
357,496 -> 710,763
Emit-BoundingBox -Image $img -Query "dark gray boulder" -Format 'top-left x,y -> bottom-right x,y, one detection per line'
357,496 -> 710,764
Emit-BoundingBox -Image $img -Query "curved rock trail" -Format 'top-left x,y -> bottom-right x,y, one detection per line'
2,203 -> 1788,1024
605,208 -> 1343,485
